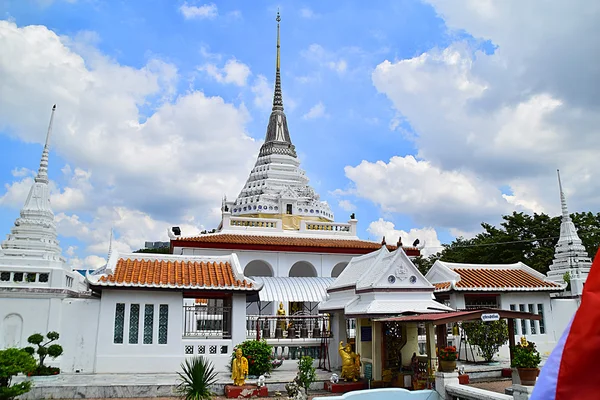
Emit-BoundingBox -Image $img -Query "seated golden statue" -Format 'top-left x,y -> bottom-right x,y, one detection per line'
339,341 -> 361,382
277,302 -> 286,330
231,348 -> 249,386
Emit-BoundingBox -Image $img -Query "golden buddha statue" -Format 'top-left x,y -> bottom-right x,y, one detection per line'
277,302 -> 286,330
520,336 -> 528,346
339,341 -> 361,382
231,348 -> 249,386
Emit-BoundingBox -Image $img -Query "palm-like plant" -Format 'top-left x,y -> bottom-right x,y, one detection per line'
177,356 -> 218,400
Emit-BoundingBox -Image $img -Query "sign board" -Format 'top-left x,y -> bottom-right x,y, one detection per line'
481,313 -> 500,322
364,362 -> 372,381
360,326 -> 372,342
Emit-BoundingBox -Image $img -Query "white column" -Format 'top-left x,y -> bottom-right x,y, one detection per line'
231,293 -> 247,346
348,219 -> 358,236
330,312 -> 346,369
435,372 -> 459,400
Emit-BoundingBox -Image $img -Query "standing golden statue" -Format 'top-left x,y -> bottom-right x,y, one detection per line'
277,302 -> 286,330
231,348 -> 249,386
339,341 -> 361,382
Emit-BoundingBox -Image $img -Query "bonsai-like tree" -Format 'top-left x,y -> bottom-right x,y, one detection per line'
462,320 -> 509,362
0,348 -> 36,400
23,331 -> 63,375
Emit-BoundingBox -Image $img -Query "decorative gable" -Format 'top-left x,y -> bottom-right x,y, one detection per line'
356,248 -> 433,291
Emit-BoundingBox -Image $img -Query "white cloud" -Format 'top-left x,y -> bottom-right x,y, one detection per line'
338,200 -> 356,212
251,75 -> 273,110
344,155 -> 512,230
302,102 -> 328,120
11,167 -> 33,177
367,219 -> 442,256
368,1 -> 600,230
300,8 -> 319,19
302,44 -> 348,76
200,58 -> 251,86
0,21 -> 259,263
179,2 -> 218,20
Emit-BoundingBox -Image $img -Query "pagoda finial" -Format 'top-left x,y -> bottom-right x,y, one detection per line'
107,228 -> 114,260
272,10 -> 284,112
557,169 -> 570,220
36,104 -> 56,184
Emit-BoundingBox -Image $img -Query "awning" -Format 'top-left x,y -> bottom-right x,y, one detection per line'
252,277 -> 335,303
374,308 -> 542,325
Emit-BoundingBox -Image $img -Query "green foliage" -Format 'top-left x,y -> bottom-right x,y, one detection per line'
416,211 -> 600,274
0,348 -> 36,400
177,356 -> 217,400
563,271 -> 571,291
231,340 -> 273,377
462,320 -> 509,362
26,331 -> 63,376
296,356 -> 316,394
511,340 -> 541,369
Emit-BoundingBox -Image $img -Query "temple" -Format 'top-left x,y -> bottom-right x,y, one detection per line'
0,13 -> 594,397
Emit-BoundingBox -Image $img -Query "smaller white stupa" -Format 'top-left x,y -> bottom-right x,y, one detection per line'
546,170 -> 592,296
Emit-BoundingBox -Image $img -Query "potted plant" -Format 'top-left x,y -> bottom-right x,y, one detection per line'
511,338 -> 541,385
23,331 -> 63,377
438,346 -> 458,372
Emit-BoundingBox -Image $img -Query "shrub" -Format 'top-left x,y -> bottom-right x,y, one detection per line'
231,340 -> 273,377
296,356 -> 316,395
511,340 -> 541,369
23,331 -> 63,376
177,356 -> 217,400
0,348 -> 36,400
438,346 -> 457,361
462,320 -> 508,362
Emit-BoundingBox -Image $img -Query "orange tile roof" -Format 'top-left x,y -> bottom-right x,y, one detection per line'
94,258 -> 255,290
173,233 -> 420,254
433,268 -> 562,292
433,282 -> 452,291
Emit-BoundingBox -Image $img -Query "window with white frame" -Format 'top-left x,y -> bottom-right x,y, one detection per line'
519,304 -> 527,335
144,304 -> 154,344
114,303 -> 125,344
528,304 -> 537,334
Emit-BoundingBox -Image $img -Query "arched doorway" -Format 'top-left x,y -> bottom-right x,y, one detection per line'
288,261 -> 317,277
244,260 -> 274,277
2,313 -> 23,348
331,262 -> 349,278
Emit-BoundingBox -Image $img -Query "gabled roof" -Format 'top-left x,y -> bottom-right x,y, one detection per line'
87,252 -> 259,291
320,247 -> 452,316
172,233 -> 421,256
426,261 -> 565,293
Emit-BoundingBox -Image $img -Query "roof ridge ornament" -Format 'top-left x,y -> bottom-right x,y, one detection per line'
35,104 -> 56,184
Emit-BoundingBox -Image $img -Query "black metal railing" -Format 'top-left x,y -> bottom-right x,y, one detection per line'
183,305 -> 232,338
248,315 -> 331,340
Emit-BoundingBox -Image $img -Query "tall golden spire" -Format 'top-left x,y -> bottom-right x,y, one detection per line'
276,10 -> 281,71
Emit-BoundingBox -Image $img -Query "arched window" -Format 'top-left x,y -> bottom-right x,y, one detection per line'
289,261 -> 317,277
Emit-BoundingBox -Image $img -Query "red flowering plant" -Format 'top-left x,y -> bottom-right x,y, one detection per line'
438,346 -> 457,361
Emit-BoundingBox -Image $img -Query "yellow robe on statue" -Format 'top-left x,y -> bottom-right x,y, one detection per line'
231,356 -> 249,386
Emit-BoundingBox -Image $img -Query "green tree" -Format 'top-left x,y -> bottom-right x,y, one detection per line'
462,320 -> 509,362
133,247 -> 171,254
23,331 -> 63,376
296,356 -> 316,395
417,211 -> 600,275
0,348 -> 36,400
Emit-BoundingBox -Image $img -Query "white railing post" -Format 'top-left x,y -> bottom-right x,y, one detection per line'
435,372 -> 459,400
349,219 -> 358,236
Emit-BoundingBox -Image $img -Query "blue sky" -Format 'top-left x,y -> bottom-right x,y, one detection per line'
1,0 -> 598,268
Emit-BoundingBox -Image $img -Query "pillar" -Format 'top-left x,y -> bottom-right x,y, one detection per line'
231,293 -> 247,347
401,323 -> 420,366
330,312 -> 346,369
435,372 -> 459,400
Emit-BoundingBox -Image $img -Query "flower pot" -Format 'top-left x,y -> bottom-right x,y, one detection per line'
439,360 -> 457,372
517,367 -> 539,386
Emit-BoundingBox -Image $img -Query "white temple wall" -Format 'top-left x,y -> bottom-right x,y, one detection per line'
95,290 -> 184,373
176,247 -> 354,279
59,298 -> 100,373
0,297 -> 51,349
549,297 -> 579,343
